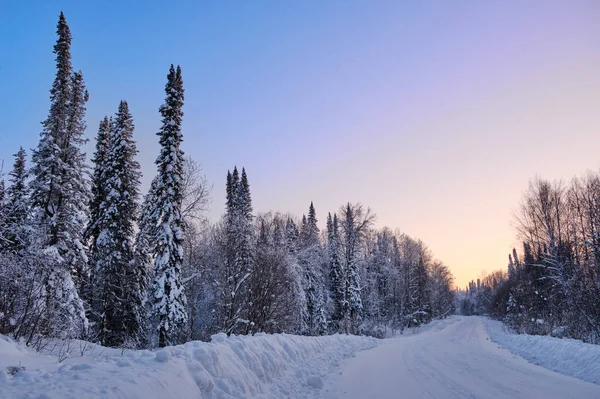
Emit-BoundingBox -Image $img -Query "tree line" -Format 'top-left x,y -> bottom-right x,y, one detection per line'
461,175 -> 600,343
184,192 -> 455,342
0,13 -> 455,349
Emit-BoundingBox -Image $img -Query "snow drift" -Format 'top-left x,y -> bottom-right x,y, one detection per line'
485,318 -> 600,385
0,332 -> 377,399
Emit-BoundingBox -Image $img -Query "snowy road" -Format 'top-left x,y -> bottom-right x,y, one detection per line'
323,317 -> 600,399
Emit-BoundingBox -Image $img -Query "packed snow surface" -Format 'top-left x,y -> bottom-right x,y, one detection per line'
3,316 -> 600,398
323,316 -> 600,399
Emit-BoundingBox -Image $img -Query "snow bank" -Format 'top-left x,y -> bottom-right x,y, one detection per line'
0,332 -> 377,399
485,318 -> 600,385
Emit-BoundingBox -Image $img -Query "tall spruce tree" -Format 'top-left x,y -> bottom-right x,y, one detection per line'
299,202 -> 327,335
95,101 -> 143,347
0,180 -> 6,249
132,176 -> 158,342
0,180 -> 5,210
237,168 -> 255,332
65,69 -> 90,296
2,147 -> 29,253
237,168 -> 254,279
135,176 -> 158,288
306,202 -> 320,247
149,65 -> 188,347
327,212 -> 345,332
86,117 -> 111,248
219,167 -> 255,334
285,218 -> 299,255
28,12 -> 89,337
220,168 -> 242,334
300,215 -> 308,245
85,116 -> 111,324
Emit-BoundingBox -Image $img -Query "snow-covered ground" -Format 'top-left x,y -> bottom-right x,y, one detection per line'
323,316 -> 600,399
0,332 -> 376,399
3,316 -> 600,398
485,318 -> 600,385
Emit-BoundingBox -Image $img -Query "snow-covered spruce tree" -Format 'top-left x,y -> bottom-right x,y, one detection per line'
327,213 -> 345,332
132,175 -> 159,344
0,150 -> 33,339
135,176 -> 158,285
0,179 -> 5,212
218,169 -> 241,334
508,253 -> 516,280
86,117 -> 111,250
3,147 -> 29,253
305,203 -> 320,247
94,101 -> 144,347
85,116 -> 111,325
237,168 -> 255,286
300,215 -> 308,244
217,166 -> 255,335
0,182 -> 9,250
27,12 -> 89,338
298,202 -> 327,335
0,180 -> 6,249
285,217 -> 299,255
506,242 -> 548,333
149,65 -> 188,347
238,170 -> 254,251
216,168 -> 237,334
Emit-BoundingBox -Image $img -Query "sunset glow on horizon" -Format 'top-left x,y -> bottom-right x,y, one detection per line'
1,0 -> 599,288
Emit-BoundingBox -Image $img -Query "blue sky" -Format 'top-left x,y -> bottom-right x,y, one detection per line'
1,1 -> 599,286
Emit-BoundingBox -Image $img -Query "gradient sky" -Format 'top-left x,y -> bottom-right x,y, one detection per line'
1,1 -> 599,288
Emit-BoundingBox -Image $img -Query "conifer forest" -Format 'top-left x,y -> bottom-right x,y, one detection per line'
0,13 -> 455,349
